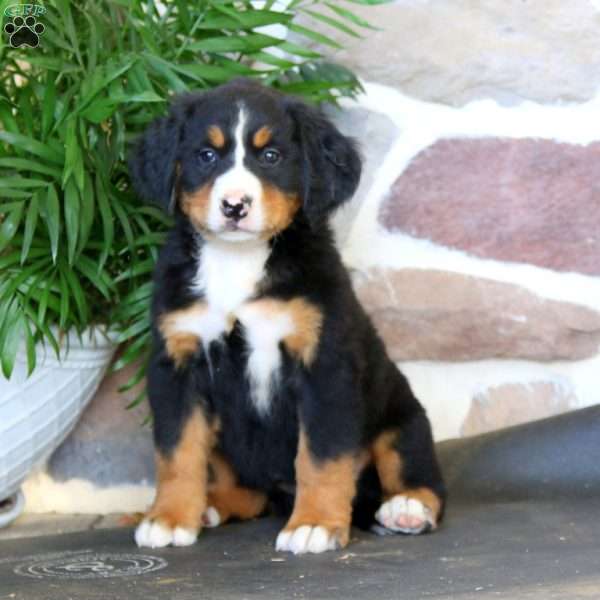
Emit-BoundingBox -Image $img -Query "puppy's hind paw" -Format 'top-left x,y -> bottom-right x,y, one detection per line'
202,506 -> 222,528
375,495 -> 436,535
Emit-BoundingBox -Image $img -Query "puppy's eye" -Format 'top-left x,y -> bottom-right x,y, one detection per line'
198,149 -> 217,164
260,148 -> 281,166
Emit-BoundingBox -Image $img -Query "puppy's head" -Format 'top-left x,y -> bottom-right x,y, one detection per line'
129,79 -> 361,241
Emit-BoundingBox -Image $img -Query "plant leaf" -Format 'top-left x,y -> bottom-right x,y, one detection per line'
0,177 -> 49,188
64,178 -> 80,264
80,98 -> 117,124
21,191 -> 40,264
0,131 -> 64,165
171,63 -> 246,84
77,171 -> 95,253
23,316 -> 36,376
187,33 -> 283,53
143,53 -> 189,93
57,269 -> 70,328
0,305 -> 23,379
74,254 -> 113,300
95,173 -> 114,269
62,118 -> 85,191
41,184 -> 60,263
324,2 -> 379,30
61,260 -> 88,324
278,40 -> 322,59
0,158 -> 62,180
302,8 -> 362,38
0,203 -> 24,253
42,76 -> 57,140
287,23 -> 344,49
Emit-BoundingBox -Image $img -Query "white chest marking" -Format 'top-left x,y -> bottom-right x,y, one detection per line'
194,240 -> 269,316
192,240 -> 287,412
237,303 -> 294,415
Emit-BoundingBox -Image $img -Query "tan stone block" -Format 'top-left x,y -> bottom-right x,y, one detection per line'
295,0 -> 600,105
353,268 -> 600,361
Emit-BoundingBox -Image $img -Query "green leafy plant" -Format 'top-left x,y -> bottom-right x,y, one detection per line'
0,0 -> 384,402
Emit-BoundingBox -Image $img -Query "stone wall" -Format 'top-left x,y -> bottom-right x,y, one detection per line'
324,0 -> 600,440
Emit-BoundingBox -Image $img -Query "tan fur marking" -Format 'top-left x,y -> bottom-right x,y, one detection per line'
284,298 -> 323,365
282,431 -> 357,547
207,125 -> 225,148
146,409 -> 215,531
180,185 -> 212,233
159,302 -> 207,368
252,125 -> 272,148
207,452 -> 268,523
371,429 -> 442,524
244,297 -> 323,365
371,429 -> 404,497
261,184 -> 302,238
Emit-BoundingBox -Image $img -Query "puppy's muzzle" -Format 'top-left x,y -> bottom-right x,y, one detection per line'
221,192 -> 252,222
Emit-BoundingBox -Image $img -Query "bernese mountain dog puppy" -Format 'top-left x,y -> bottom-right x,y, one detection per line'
129,79 -> 445,555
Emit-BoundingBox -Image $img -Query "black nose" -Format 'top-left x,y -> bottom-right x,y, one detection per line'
221,196 -> 251,221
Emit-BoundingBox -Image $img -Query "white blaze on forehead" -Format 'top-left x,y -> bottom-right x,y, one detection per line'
233,107 -> 247,166
207,106 -> 264,234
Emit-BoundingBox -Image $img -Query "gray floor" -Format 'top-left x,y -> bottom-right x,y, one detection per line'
1,407 -> 598,600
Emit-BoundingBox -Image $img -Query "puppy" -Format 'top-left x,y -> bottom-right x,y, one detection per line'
129,79 -> 445,555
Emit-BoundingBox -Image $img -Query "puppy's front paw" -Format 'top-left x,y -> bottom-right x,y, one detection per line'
275,524 -> 348,555
135,517 -> 199,548
375,494 -> 436,535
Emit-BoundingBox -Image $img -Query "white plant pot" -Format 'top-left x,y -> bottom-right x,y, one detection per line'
0,328 -> 117,527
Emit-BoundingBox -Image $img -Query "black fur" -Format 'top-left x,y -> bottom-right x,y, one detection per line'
130,79 -> 445,531
285,100 -> 362,227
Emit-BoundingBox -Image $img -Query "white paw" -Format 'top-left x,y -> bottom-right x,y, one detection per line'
202,506 -> 221,528
275,525 -> 339,555
134,519 -> 198,548
375,495 -> 435,535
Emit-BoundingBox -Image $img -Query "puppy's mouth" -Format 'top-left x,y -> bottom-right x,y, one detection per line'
223,220 -> 246,232
205,221 -> 264,242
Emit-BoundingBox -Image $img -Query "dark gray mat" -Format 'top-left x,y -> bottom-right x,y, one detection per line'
437,404 -> 600,504
1,406 -> 599,600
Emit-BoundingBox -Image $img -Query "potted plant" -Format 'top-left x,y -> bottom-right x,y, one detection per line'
0,0 -> 382,525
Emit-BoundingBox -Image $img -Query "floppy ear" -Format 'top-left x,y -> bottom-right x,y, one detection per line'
128,113 -> 181,211
287,101 -> 362,227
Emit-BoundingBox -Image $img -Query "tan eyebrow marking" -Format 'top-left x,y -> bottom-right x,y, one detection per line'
207,125 -> 225,148
252,125 -> 272,149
